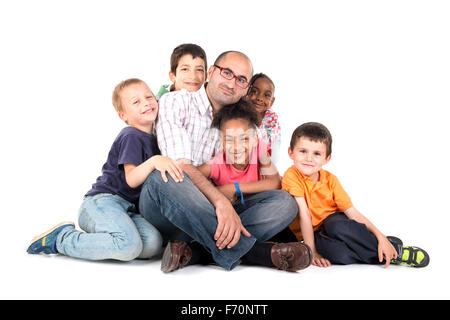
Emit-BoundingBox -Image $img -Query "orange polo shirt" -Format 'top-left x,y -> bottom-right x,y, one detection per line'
282,165 -> 353,241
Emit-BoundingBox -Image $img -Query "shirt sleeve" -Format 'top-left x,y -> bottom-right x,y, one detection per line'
281,167 -> 305,198
331,175 -> 353,211
156,92 -> 192,161
268,110 -> 281,145
117,134 -> 146,167
262,109 -> 281,146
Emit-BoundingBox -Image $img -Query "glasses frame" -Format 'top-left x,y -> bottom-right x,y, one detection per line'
213,64 -> 250,89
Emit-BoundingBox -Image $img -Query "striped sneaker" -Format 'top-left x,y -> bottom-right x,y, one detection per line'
27,222 -> 75,255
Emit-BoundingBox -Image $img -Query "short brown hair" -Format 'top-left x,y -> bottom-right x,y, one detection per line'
112,78 -> 145,113
170,43 -> 207,75
290,122 -> 333,157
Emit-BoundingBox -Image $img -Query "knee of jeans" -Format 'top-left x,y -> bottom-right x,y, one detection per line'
138,232 -> 163,259
139,170 -> 189,208
113,232 -> 144,261
141,170 -> 161,193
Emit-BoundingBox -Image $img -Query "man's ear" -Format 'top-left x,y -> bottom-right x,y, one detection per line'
206,65 -> 215,81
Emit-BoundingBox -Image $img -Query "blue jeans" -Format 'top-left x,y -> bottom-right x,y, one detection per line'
139,171 -> 298,270
56,193 -> 163,261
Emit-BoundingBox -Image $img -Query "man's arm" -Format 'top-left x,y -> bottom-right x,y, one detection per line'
196,162 -> 211,179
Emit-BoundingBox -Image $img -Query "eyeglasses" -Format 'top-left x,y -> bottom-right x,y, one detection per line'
213,65 -> 250,89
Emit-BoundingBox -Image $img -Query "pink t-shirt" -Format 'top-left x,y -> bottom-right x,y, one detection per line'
209,142 -> 266,186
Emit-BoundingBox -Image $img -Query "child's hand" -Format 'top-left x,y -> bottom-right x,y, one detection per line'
377,235 -> 398,268
312,251 -> 331,268
151,155 -> 184,183
216,184 -> 237,203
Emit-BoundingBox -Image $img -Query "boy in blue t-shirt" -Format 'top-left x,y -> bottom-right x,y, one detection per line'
27,78 -> 184,261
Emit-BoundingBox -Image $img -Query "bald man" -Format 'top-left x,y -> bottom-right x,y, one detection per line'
139,51 -> 309,272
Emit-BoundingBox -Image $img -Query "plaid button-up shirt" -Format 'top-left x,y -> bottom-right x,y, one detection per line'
155,86 -> 220,166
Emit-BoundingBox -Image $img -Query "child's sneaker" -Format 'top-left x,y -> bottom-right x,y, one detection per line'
387,236 -> 403,248
391,245 -> 430,268
27,222 -> 75,255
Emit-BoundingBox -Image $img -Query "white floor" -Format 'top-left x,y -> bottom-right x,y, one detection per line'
2,0 -> 449,301
3,234 -> 446,300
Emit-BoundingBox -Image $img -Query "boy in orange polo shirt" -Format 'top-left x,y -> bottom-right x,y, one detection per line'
282,122 -> 429,268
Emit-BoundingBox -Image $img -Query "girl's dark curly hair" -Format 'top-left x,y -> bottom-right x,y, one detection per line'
211,98 -> 261,130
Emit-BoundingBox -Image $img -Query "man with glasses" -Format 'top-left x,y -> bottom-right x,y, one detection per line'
139,51 -> 308,272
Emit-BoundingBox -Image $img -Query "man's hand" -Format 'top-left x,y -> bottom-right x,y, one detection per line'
214,199 -> 251,250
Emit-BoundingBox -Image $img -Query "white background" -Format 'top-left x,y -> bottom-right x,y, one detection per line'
1,0 -> 449,299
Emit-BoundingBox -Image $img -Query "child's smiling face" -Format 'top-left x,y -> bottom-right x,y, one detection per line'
247,77 -> 275,115
118,82 -> 158,132
221,118 -> 257,169
289,137 -> 331,181
169,54 -> 206,92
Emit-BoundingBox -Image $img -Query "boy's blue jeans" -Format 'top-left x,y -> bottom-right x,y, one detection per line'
139,171 -> 298,270
56,193 -> 163,261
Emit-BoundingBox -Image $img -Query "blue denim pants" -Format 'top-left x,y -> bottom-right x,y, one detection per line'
139,171 -> 298,270
56,193 -> 163,261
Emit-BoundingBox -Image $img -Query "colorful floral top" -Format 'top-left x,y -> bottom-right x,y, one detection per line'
259,108 -> 281,156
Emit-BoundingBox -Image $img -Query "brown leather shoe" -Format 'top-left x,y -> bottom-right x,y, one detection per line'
161,240 -> 192,273
270,242 -> 312,272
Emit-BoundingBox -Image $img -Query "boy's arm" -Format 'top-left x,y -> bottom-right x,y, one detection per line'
123,155 -> 184,188
294,196 -> 331,267
343,207 -> 384,239
343,206 -> 397,267
294,196 -> 316,253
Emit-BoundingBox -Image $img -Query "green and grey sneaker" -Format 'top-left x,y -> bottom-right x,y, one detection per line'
391,245 -> 430,268
387,236 -> 403,252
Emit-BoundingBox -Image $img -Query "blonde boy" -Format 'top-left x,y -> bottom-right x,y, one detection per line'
27,79 -> 183,261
